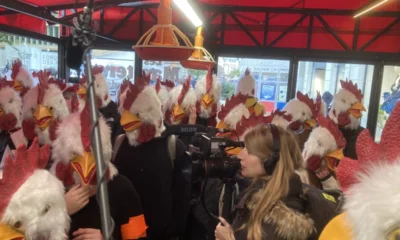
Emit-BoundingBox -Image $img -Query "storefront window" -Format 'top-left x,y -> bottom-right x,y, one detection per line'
375,65 -> 400,142
142,61 -> 206,86
69,49 -> 135,102
296,61 -> 374,128
217,57 -> 290,111
0,31 -> 58,85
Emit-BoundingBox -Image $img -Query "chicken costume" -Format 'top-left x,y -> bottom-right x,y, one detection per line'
194,68 -> 221,127
320,102 -> 400,240
51,102 -> 147,239
283,91 -> 322,150
303,115 -> 346,190
0,138 -> 69,240
154,77 -> 173,108
33,70 -> 69,145
329,80 -> 366,159
20,86 -> 38,143
10,59 -> 33,98
235,68 -> 265,116
114,74 -> 190,239
164,76 -> 196,125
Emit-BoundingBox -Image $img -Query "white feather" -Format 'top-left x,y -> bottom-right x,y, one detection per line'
94,73 -> 111,108
15,66 -> 33,88
271,115 -> 290,130
21,86 -> 38,121
195,74 -> 221,119
1,170 -> 69,240
164,83 -> 197,125
155,85 -> 169,108
236,74 -> 255,96
328,89 -> 362,130
0,86 -> 22,128
283,99 -> 312,123
302,127 -> 338,164
223,104 -> 250,129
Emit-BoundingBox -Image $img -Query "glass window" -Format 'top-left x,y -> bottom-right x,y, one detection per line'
142,60 -> 206,86
375,65 -> 400,142
0,31 -> 59,84
69,49 -> 135,102
296,61 -> 374,128
217,57 -> 290,111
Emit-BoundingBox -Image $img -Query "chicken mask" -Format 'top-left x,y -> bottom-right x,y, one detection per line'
10,59 -> 33,98
195,68 -> 221,121
154,77 -> 173,108
329,80 -> 366,130
80,65 -> 111,109
0,79 -> 22,131
120,73 -> 165,147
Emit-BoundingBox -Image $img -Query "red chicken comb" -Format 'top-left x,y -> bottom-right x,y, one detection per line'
315,91 -> 322,114
337,102 -> 400,192
0,77 -> 12,89
49,78 -> 67,91
297,91 -> 318,118
317,115 -> 346,149
206,66 -> 213,93
218,93 -> 248,120
34,70 -> 51,104
80,102 -> 92,152
123,74 -> 149,110
266,109 -> 293,122
245,68 -> 251,76
235,113 -> 270,137
11,59 -> 22,80
92,65 -> 104,75
142,71 -> 151,85
155,77 -> 161,94
161,79 -> 175,89
340,79 -> 363,101
119,78 -> 130,95
178,76 -> 191,105
0,138 -> 51,216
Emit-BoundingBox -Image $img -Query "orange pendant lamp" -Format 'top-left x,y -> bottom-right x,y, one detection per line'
133,0 -> 195,61
180,27 -> 215,70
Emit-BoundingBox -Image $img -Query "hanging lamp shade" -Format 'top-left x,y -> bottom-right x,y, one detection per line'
133,0 -> 195,61
180,27 -> 216,70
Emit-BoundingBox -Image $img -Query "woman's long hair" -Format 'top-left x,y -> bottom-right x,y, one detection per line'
240,124 -> 302,240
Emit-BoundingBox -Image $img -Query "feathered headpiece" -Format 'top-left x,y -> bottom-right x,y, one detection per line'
235,113 -> 270,138
340,79 -> 363,102
92,65 -> 104,75
178,76 -> 191,105
318,115 -> 346,149
245,68 -> 251,76
11,59 -> 23,80
80,103 -> 92,152
161,79 -> 175,89
206,66 -> 213,93
218,93 -> 248,120
0,138 -> 50,216
33,70 -> 51,104
297,91 -> 319,118
123,73 -> 150,111
337,102 -> 400,192
155,77 -> 162,94
267,109 -> 293,122
0,76 -> 12,89
120,78 -> 130,95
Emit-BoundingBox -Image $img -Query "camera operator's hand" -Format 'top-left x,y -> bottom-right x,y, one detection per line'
215,217 -> 235,240
189,106 -> 197,125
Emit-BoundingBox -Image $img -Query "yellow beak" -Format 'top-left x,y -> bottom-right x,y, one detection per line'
0,107 -> 4,116
201,94 -> 214,109
326,148 -> 345,161
349,102 -> 366,119
253,103 -> 265,116
325,148 -> 345,171
13,80 -> 23,91
77,86 -> 87,98
216,121 -> 228,130
172,105 -> 185,122
33,104 -> 53,130
319,213 -> 353,240
304,118 -> 317,129
225,147 -> 243,156
245,97 -> 258,108
70,151 -> 96,186
120,110 -> 142,132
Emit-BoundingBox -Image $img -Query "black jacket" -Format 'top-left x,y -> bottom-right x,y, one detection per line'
99,101 -> 123,146
340,126 -> 364,160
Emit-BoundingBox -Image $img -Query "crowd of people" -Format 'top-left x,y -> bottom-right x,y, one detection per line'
0,59 -> 398,240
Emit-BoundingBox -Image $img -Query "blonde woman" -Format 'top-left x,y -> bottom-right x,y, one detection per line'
215,124 -> 338,240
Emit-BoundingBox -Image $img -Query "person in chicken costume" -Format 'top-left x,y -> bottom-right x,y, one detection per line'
10,59 -> 33,98
32,70 -> 69,146
51,102 -> 147,239
164,76 -> 197,125
0,138 -> 69,240
20,86 -> 38,144
114,74 -> 190,239
235,68 -> 265,116
283,91 -> 322,150
328,80 -> 366,160
194,68 -> 221,127
303,115 -> 346,190
154,77 -> 172,108
320,102 -> 400,240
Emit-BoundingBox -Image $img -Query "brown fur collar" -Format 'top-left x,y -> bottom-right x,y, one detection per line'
265,201 -> 315,240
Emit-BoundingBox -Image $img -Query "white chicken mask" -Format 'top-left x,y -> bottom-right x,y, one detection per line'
0,79 -> 22,131
32,71 -> 69,145
236,68 -> 265,116
195,68 -> 221,120
10,59 -> 33,98
154,77 -> 172,108
164,76 -> 196,125
81,65 -> 111,109
21,86 -> 39,142
51,102 -> 117,187
120,73 -> 165,147
0,138 -> 69,240
303,115 -> 346,174
329,80 -> 366,130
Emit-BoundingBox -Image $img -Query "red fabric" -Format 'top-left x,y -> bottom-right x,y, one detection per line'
306,155 -> 323,172
0,15 -> 45,33
22,119 -> 37,141
0,113 -> 17,131
137,123 -> 156,144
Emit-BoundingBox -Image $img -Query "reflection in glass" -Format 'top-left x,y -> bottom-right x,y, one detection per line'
296,61 -> 374,128
375,65 -> 400,142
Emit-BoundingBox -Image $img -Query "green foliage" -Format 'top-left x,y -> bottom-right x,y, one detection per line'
187,69 -> 206,80
221,81 -> 236,100
377,104 -> 389,129
229,68 -> 241,79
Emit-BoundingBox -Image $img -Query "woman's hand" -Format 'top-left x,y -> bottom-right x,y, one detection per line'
65,184 -> 90,215
72,228 -> 103,240
215,217 -> 235,240
188,106 -> 197,125
316,167 -> 331,180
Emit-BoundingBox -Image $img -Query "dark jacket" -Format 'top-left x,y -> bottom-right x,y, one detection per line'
340,126 -> 364,160
99,101 -> 123,146
232,175 -> 339,240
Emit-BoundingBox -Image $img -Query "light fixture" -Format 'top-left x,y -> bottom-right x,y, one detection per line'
133,0 -> 194,61
354,0 -> 389,18
180,27 -> 216,70
172,0 -> 203,27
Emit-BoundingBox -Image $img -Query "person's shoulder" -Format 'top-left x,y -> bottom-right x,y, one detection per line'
109,174 -> 135,191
